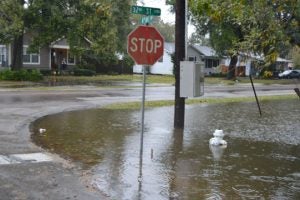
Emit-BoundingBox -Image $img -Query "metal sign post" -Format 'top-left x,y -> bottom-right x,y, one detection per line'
139,65 -> 147,184
129,5 -> 163,192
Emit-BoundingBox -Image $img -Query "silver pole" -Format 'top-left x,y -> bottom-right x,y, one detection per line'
140,65 -> 146,156
139,65 -> 146,182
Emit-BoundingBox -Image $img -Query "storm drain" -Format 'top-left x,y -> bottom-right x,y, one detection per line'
0,153 -> 52,165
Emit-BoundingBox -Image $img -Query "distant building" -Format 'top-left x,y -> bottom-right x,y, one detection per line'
133,43 -> 223,75
0,32 -> 91,71
133,42 -> 294,76
187,45 -> 224,75
133,42 -> 175,75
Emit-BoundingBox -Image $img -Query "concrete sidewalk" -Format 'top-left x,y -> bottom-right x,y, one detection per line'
0,90 -> 114,199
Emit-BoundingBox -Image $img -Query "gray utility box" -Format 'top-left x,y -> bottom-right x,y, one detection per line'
180,61 -> 204,98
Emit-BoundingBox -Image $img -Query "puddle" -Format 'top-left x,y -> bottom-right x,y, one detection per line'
32,99 -> 300,199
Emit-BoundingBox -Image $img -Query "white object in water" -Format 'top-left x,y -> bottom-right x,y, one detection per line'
209,129 -> 227,147
39,128 -> 46,134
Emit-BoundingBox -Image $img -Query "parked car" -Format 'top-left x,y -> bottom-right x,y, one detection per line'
278,70 -> 300,79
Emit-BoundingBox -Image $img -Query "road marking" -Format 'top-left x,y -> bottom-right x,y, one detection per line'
0,153 -> 52,165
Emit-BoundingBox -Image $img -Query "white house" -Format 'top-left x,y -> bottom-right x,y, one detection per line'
133,42 -> 175,75
187,45 -> 224,75
133,41 -> 295,77
133,43 -> 223,75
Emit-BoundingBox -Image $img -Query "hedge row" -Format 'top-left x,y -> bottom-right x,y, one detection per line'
0,69 -> 43,81
40,68 -> 96,76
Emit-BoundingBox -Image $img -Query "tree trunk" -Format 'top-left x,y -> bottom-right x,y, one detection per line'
174,0 -> 186,129
11,34 -> 24,70
11,0 -> 25,71
227,55 -> 238,80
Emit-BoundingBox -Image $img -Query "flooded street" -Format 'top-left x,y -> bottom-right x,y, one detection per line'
32,99 -> 300,199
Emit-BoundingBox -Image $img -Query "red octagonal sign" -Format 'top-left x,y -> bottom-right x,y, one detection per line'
127,25 -> 164,65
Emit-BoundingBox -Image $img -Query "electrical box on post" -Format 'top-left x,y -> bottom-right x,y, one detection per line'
180,61 -> 204,98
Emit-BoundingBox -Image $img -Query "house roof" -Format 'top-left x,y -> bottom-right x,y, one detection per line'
164,43 -> 218,57
190,45 -> 217,57
276,57 -> 292,63
50,37 -> 92,49
50,37 -> 69,49
241,52 -> 292,63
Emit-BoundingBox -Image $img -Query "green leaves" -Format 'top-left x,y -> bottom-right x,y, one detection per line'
1,0 -> 135,68
190,0 -> 299,65
0,0 -> 24,43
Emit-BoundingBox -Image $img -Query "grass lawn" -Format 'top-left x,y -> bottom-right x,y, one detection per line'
0,74 -> 298,88
103,95 -> 298,110
42,75 -> 300,85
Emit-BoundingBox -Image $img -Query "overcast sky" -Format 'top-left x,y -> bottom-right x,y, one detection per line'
138,0 -> 195,36
138,0 -> 175,24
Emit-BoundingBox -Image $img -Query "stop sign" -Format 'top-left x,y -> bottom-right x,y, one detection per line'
127,25 -> 164,65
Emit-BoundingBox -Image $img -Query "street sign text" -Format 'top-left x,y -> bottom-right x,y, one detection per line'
131,5 -> 161,16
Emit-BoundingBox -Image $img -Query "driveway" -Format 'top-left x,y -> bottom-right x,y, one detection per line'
0,83 -> 297,199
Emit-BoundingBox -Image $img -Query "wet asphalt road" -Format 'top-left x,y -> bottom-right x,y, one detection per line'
0,83 -> 297,200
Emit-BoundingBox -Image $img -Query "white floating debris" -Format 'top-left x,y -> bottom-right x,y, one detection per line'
0,153 -> 53,165
10,153 -> 53,163
39,128 -> 46,134
209,129 -> 227,147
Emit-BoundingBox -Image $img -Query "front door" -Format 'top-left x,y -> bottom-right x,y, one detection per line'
51,49 -> 67,71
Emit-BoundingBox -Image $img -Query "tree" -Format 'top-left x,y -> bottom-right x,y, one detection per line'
190,0 -> 300,78
190,0 -> 248,79
291,46 -> 300,69
152,18 -> 175,42
188,32 -> 210,45
0,0 -> 134,70
0,0 -> 26,70
72,1 -> 118,66
111,0 -> 134,52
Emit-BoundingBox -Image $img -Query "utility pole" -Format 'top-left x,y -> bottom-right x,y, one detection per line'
174,0 -> 186,129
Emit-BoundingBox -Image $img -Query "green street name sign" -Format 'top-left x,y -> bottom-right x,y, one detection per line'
131,5 -> 161,16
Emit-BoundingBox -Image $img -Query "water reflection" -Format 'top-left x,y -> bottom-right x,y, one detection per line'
32,99 -> 300,199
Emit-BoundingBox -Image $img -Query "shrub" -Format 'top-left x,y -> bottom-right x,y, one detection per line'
263,70 -> 273,79
0,70 -> 14,80
0,69 -> 43,81
73,68 -> 96,76
40,69 -> 52,76
208,73 -> 227,77
27,69 -> 43,81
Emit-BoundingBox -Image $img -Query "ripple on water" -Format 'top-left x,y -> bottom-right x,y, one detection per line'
232,185 -> 262,199
270,153 -> 298,162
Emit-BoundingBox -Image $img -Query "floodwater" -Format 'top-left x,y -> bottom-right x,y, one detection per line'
32,99 -> 300,200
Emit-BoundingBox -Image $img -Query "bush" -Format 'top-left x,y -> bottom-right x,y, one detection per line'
0,69 -> 43,81
263,70 -> 273,79
40,69 -> 52,76
0,70 -> 14,80
73,68 -> 96,76
208,73 -> 227,77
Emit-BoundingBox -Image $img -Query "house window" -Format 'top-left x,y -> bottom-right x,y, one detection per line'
213,60 -> 219,67
67,51 -> 75,65
188,56 -> 197,61
23,46 -> 40,64
0,45 -> 6,65
205,59 -> 219,68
